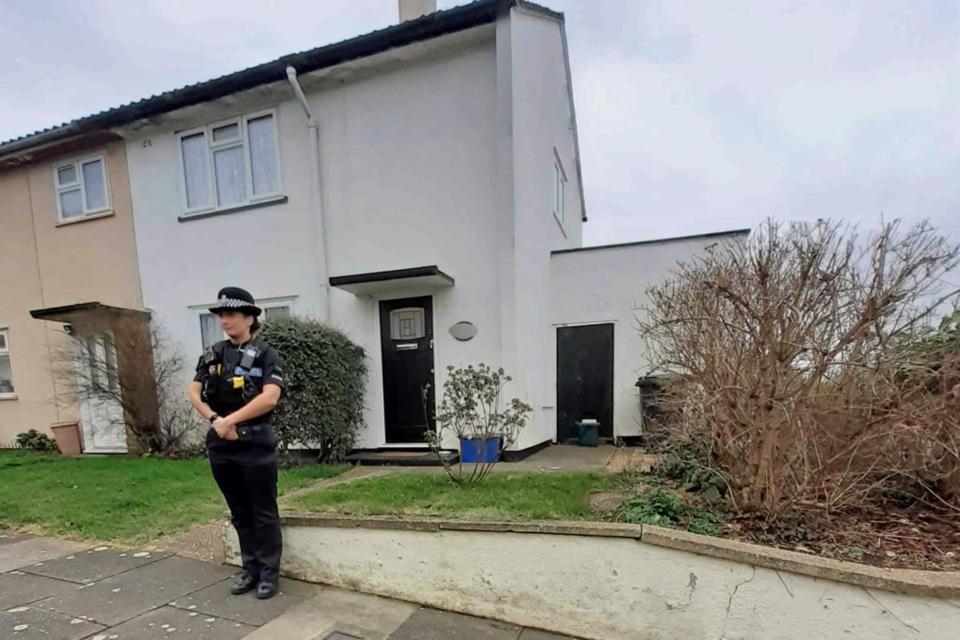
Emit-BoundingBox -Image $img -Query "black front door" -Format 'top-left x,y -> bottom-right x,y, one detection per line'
380,296 -> 435,443
557,323 -> 614,442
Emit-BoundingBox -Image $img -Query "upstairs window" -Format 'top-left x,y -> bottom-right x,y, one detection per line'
178,110 -> 281,214
53,155 -> 110,222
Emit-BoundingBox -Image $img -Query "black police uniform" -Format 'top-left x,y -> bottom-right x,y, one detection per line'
195,336 -> 285,585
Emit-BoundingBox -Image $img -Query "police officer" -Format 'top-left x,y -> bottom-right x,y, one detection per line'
188,287 -> 285,600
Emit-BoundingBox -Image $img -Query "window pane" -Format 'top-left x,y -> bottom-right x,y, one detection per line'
57,164 -> 77,186
86,336 -> 101,391
82,159 -> 107,210
181,133 -> 211,209
213,123 -> 240,142
264,306 -> 290,321
104,338 -> 118,392
0,354 -> 13,393
0,333 -> 6,351
59,188 -> 83,218
200,313 -> 223,349
248,115 -> 279,195
214,145 -> 246,206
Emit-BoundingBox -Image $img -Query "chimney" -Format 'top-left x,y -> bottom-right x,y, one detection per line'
399,0 -> 436,22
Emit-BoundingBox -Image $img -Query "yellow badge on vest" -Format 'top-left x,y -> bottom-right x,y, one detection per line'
232,376 -> 245,389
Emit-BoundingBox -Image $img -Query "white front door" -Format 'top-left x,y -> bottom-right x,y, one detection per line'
77,332 -> 127,453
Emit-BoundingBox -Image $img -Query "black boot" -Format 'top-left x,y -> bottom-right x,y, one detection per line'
230,571 -> 259,595
255,579 -> 278,600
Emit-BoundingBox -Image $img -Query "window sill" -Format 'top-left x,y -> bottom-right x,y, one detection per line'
553,211 -> 568,238
55,210 -> 115,227
178,195 -> 288,223
0,394 -> 18,401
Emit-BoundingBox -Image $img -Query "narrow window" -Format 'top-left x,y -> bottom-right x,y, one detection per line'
0,329 -> 15,396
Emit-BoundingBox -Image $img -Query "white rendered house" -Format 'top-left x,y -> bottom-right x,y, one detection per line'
5,0 -> 746,454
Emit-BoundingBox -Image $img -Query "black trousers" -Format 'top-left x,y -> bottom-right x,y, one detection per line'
209,445 -> 282,582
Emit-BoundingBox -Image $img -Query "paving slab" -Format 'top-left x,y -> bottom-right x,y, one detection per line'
388,607 -> 523,640
518,628 -> 580,640
21,546 -> 171,584
0,571 -> 81,610
172,574 -> 321,626
96,604 -> 255,639
0,531 -> 32,546
243,586 -> 417,640
0,603 -> 105,639
0,537 -> 90,573
36,555 -> 237,626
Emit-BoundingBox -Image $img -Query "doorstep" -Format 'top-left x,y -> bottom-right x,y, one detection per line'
344,450 -> 458,467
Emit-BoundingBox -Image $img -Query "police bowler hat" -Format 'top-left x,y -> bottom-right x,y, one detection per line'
209,286 -> 262,317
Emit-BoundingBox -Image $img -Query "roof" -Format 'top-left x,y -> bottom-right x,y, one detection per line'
0,0 -> 561,157
551,229 -> 751,255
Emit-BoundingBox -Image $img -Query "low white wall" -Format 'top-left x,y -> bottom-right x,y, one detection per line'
224,516 -> 960,640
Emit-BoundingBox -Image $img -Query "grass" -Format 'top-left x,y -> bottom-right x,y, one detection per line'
289,472 -> 614,521
0,450 -> 347,544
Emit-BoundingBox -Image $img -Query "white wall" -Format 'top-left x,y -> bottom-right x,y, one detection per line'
126,35 -> 504,448
228,519 -> 960,640
316,40 -> 503,448
550,233 -> 747,437
503,7 -> 585,449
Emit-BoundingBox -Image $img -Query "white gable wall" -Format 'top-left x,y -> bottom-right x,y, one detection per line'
504,7 -> 584,449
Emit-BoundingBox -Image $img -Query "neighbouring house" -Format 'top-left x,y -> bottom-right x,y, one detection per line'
0,134 -> 153,453
0,0 -> 746,456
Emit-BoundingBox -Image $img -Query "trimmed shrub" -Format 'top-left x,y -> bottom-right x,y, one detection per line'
16,429 -> 58,453
259,316 -> 367,462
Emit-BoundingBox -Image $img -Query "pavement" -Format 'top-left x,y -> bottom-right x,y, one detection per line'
0,532 -> 581,639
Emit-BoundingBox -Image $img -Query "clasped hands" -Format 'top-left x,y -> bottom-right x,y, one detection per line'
212,415 -> 240,441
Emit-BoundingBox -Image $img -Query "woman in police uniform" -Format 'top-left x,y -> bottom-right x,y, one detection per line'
188,286 -> 285,600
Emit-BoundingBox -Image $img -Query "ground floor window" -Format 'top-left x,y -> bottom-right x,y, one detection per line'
0,329 -> 14,396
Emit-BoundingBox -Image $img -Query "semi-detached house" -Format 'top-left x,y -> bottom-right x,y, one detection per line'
0,0 -> 746,455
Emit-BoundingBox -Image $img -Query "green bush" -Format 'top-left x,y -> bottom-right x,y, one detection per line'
259,316 -> 366,462
15,429 -> 58,453
620,486 -> 725,536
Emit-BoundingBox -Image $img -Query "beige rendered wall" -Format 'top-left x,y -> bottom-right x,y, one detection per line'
0,140 -> 143,444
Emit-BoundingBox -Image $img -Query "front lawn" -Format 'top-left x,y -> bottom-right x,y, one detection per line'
0,450 -> 347,544
288,472 -> 614,521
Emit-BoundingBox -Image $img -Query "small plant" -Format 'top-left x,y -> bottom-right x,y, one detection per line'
654,438 -> 729,505
620,486 -> 725,536
15,429 -> 58,453
424,364 -> 532,487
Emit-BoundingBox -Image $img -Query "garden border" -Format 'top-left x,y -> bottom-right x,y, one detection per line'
277,512 -> 959,597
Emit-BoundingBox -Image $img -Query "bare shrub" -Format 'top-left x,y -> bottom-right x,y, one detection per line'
639,219 -> 960,516
52,318 -> 203,455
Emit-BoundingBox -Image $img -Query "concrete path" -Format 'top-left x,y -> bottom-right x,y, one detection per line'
0,534 -> 581,639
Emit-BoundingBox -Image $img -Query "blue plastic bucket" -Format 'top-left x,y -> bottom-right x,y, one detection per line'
460,437 -> 501,463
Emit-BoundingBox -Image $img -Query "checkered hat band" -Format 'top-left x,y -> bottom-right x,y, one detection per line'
216,297 -> 254,308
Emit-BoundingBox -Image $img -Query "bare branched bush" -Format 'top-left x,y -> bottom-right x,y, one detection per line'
52,318 -> 204,456
639,219 -> 960,516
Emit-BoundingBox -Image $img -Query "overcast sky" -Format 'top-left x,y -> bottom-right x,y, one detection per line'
2,0 -> 958,246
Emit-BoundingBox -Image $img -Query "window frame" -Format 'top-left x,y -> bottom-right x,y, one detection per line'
196,298 -> 295,349
552,149 -> 568,231
0,328 -> 16,399
52,153 -> 112,223
176,108 -> 283,217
